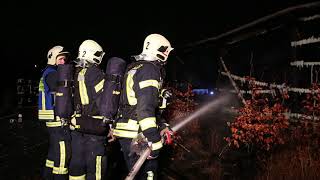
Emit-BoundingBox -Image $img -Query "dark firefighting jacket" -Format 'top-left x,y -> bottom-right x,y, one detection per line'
113,61 -> 165,152
72,65 -> 108,135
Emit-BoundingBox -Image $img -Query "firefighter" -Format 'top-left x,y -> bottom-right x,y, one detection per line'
38,45 -> 71,180
113,33 -> 174,180
68,39 -> 110,180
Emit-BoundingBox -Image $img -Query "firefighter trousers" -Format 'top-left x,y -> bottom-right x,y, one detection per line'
43,126 -> 71,180
119,138 -> 158,180
69,131 -> 107,180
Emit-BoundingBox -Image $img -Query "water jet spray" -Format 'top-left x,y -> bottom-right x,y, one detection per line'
125,94 -> 231,180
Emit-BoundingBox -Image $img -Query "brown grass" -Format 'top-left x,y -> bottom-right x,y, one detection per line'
256,143 -> 320,180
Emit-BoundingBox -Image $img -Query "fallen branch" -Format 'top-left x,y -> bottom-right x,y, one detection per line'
218,88 -> 276,95
298,14 -> 320,21
284,112 -> 320,121
220,72 -> 320,94
220,58 -> 247,106
291,36 -> 320,47
290,61 -> 320,68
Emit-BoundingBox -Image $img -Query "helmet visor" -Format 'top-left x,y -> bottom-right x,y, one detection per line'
158,46 -> 168,53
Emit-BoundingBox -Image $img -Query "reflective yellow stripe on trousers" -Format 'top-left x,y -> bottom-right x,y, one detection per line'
96,156 -> 102,180
53,141 -> 68,174
45,159 -> 54,168
147,171 -> 154,180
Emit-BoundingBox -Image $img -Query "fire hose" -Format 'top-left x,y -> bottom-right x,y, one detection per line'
125,130 -> 189,180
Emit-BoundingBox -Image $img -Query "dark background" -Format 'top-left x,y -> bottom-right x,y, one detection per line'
1,0 -> 319,113
2,1 -> 315,77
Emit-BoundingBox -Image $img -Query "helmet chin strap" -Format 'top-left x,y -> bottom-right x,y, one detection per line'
75,58 -> 95,68
133,53 -> 160,62
132,54 -> 166,67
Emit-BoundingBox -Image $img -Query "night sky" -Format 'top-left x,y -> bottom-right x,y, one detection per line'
2,0 -> 318,111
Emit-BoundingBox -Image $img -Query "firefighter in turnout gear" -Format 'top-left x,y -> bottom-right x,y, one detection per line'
69,39 -> 120,180
38,45 -> 71,180
113,33 -> 174,180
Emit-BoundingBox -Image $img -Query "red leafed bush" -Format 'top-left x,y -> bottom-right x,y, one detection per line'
225,80 -> 290,151
294,83 -> 320,141
163,83 -> 196,123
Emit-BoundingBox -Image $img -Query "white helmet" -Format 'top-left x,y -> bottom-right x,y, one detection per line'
77,39 -> 105,66
47,46 -> 69,65
136,34 -> 173,63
